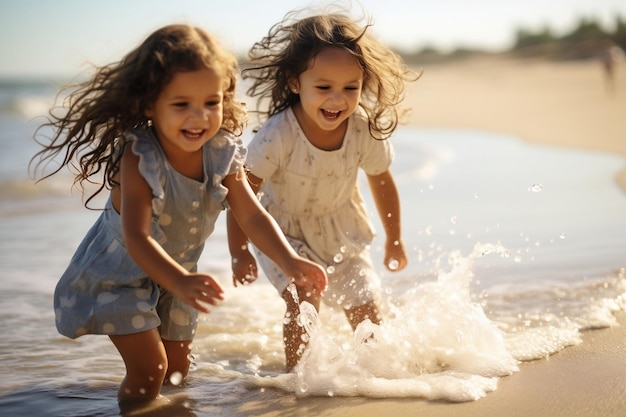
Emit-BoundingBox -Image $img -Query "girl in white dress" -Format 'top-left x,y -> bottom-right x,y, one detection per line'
228,11 -> 418,370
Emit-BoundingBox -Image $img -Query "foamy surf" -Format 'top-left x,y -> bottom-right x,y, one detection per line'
239,243 -> 592,402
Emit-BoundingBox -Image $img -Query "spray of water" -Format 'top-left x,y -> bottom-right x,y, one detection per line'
252,243 -> 523,402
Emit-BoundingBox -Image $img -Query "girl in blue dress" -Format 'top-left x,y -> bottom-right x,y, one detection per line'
31,24 -> 326,405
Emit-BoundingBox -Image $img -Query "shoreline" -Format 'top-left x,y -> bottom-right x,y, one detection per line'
404,56 -> 626,191
236,313 -> 626,417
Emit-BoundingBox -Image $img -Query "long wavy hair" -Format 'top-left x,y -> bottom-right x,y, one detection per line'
30,24 -> 247,207
243,10 -> 419,139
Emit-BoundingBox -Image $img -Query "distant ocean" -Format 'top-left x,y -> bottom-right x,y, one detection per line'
1,80 -> 625,416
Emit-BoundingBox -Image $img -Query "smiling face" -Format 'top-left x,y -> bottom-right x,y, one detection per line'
146,67 -> 224,158
289,47 -> 363,147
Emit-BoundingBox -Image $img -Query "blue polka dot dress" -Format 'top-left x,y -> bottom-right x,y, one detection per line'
53,128 -> 246,340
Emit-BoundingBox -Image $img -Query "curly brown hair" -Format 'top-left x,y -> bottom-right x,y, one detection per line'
31,24 -> 247,207
243,10 -> 419,139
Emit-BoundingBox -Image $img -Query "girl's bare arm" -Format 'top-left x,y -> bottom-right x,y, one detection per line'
118,148 -> 223,312
225,167 -> 327,293
367,169 -> 408,271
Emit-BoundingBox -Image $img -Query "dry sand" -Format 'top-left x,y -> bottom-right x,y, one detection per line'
236,57 -> 626,417
405,56 -> 626,191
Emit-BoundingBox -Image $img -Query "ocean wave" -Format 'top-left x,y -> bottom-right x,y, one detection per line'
0,177 -> 84,218
0,82 -> 59,119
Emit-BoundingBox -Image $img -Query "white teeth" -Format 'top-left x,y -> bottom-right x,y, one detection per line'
183,129 -> 203,138
323,109 -> 340,119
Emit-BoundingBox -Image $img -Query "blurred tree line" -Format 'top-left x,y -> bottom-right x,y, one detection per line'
512,15 -> 626,59
401,14 -> 626,64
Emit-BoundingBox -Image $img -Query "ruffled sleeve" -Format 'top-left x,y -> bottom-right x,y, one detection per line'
204,130 -> 247,206
124,129 -> 167,215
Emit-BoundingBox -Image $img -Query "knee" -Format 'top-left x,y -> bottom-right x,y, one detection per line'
163,340 -> 192,385
127,349 -> 169,386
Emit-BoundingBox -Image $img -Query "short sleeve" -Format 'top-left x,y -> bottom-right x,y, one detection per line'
204,130 -> 248,203
125,129 -> 167,215
245,115 -> 289,180
360,138 -> 394,175
353,115 -> 395,176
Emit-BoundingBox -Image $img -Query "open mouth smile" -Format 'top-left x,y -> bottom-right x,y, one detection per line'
321,109 -> 342,120
182,129 -> 205,140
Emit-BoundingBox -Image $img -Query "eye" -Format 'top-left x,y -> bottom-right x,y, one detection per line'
205,100 -> 221,107
316,85 -> 331,90
172,102 -> 188,108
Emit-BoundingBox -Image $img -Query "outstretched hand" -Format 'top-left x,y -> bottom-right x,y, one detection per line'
384,238 -> 408,272
171,273 -> 224,313
288,258 -> 328,295
232,250 -> 259,287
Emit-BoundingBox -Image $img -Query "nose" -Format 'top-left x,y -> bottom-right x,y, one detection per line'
329,90 -> 344,104
191,106 -> 209,120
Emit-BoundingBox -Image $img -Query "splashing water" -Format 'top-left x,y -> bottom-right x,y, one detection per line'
253,243 -> 528,402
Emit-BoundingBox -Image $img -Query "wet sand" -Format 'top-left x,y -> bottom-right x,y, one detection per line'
236,314 -> 626,417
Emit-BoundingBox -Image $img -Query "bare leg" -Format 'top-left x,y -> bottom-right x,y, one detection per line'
109,329 -> 168,402
162,339 -> 192,385
344,301 -> 381,330
281,286 -> 321,371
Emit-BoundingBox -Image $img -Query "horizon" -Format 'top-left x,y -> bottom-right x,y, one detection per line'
1,0 -> 625,79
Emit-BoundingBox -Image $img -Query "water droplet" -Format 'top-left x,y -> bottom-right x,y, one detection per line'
450,216 -> 457,224
514,255 -> 522,263
169,371 -> 183,386
333,253 -> 344,263
559,233 -> 567,239
388,259 -> 399,270
474,192 -> 480,199
529,183 -> 543,192
326,265 -> 335,274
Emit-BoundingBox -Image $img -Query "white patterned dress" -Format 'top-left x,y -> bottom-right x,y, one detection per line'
246,108 -> 394,309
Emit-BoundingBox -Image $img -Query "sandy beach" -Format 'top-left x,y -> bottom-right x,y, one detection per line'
234,57 -> 626,417
405,56 -> 626,190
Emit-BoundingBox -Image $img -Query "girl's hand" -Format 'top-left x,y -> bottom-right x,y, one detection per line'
384,238 -> 408,272
171,273 -> 225,313
232,249 -> 259,287
288,258 -> 328,295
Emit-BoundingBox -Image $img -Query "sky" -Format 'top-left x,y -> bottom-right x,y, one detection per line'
1,0 -> 625,79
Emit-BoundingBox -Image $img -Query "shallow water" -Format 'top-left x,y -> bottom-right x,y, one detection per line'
1,83 -> 625,415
